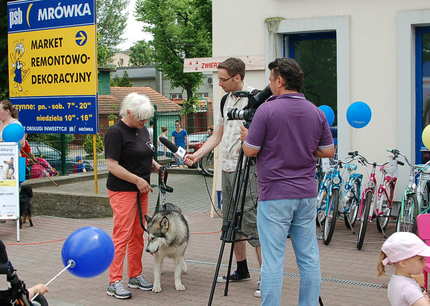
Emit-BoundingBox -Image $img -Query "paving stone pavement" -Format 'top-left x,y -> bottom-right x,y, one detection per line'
1,172 -> 393,305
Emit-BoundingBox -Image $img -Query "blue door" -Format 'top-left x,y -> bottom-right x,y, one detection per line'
416,27 -> 430,163
285,32 -> 337,142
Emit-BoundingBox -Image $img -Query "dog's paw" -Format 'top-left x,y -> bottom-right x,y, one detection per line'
175,283 -> 186,291
152,285 -> 162,293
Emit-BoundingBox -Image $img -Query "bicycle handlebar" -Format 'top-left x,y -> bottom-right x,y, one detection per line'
347,151 -> 391,167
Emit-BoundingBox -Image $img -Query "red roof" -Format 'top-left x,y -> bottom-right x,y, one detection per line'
98,87 -> 182,114
111,87 -> 182,113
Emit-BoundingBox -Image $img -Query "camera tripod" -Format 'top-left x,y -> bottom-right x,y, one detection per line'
207,147 -> 257,306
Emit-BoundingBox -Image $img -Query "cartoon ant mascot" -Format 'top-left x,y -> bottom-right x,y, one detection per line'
10,42 -> 27,92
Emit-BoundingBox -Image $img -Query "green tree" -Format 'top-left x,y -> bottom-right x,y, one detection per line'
0,1 -> 9,99
111,71 -> 133,87
83,134 -> 104,157
96,0 -> 128,66
129,40 -> 156,66
135,0 -> 212,112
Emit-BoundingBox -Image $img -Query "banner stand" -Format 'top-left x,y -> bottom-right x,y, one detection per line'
0,143 -> 20,241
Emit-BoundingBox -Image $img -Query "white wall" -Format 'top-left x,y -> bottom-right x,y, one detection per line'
212,0 -> 430,198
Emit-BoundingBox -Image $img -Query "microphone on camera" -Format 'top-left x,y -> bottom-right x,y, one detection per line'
159,137 -> 187,160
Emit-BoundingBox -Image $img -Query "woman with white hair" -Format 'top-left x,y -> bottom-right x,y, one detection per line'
104,93 -> 161,299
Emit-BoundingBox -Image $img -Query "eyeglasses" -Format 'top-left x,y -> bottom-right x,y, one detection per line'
218,75 -> 234,83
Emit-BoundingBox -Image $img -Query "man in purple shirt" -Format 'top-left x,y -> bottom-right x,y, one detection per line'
241,58 -> 334,306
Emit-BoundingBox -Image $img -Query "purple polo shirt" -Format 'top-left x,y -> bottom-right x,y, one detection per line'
244,93 -> 333,201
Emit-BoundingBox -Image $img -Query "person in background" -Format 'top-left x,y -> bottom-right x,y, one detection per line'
0,100 -> 24,146
74,156 -> 87,173
378,232 -> 430,306
157,126 -> 168,159
148,119 -> 154,143
104,92 -> 161,299
171,120 -> 188,168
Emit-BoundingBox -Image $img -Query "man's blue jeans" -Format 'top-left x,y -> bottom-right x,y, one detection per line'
257,198 -> 320,306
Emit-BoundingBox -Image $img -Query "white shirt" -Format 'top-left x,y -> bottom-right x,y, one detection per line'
388,275 -> 424,306
217,85 -> 254,172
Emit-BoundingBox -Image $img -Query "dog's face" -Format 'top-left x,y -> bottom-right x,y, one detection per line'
145,214 -> 170,255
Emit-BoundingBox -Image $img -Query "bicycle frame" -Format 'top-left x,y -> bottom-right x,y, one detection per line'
374,165 -> 398,217
416,161 -> 430,214
358,165 -> 378,221
343,165 -> 363,214
316,161 -> 342,222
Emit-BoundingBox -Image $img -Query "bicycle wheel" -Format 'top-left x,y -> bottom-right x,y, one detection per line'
376,183 -> 394,232
323,189 -> 339,245
344,180 -> 360,229
357,190 -> 373,250
316,189 -> 327,227
396,194 -> 419,233
200,151 -> 214,177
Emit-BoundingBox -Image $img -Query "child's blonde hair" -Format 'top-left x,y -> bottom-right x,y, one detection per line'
377,251 -> 387,276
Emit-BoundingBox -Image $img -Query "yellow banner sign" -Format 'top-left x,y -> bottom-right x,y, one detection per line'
8,25 -> 97,97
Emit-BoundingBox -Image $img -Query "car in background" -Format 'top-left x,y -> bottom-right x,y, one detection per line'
28,141 -> 93,174
187,132 -> 209,153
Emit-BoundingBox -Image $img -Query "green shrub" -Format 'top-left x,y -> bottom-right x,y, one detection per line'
83,134 -> 104,156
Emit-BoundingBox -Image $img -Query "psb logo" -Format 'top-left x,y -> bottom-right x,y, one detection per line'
9,8 -> 23,28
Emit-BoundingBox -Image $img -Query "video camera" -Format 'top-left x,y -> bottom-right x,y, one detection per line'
226,86 -> 272,122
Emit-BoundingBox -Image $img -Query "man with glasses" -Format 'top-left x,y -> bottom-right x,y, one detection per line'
185,57 -> 262,298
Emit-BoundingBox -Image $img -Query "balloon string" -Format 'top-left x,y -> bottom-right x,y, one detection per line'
31,260 -> 74,302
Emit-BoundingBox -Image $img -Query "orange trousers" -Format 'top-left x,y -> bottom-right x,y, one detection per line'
108,190 -> 148,283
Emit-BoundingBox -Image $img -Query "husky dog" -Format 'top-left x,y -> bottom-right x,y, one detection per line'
145,203 -> 189,293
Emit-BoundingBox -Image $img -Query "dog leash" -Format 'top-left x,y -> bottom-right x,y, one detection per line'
154,166 -> 173,214
137,167 -> 173,233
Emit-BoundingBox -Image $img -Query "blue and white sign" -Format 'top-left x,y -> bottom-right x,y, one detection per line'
8,0 -> 97,135
8,0 -> 95,33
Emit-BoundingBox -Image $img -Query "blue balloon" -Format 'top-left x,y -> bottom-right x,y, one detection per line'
62,226 -> 114,278
318,105 -> 335,126
2,123 -> 24,142
346,101 -> 372,128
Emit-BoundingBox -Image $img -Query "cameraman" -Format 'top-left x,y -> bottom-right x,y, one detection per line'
241,58 -> 334,306
185,57 -> 262,298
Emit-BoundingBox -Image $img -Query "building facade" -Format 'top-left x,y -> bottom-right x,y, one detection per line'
212,0 -> 430,196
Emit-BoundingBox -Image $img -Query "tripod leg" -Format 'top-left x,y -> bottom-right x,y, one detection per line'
208,240 -> 227,306
224,240 -> 235,296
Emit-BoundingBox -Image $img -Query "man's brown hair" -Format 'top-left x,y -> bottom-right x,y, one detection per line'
268,58 -> 304,92
217,57 -> 245,80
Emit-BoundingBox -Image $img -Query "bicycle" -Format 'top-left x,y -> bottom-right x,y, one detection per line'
341,156 -> 364,230
355,149 -> 402,250
415,162 -> 430,215
396,154 -> 430,232
317,158 -> 351,245
373,150 -> 402,234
